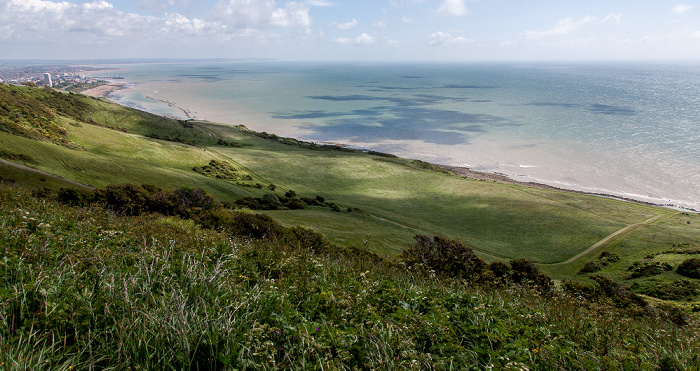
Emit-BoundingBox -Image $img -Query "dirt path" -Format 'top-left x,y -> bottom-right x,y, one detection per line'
548,214 -> 667,266
0,158 -> 92,189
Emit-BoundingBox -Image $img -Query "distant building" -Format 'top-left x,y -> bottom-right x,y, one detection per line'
43,73 -> 52,87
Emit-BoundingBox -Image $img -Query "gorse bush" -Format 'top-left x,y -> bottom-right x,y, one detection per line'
678,258 -> 700,279
2,184 -> 699,370
399,236 -> 552,291
56,183 -> 222,217
400,235 -> 486,280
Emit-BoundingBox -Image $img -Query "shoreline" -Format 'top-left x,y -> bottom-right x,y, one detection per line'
90,82 -> 699,214
80,81 -> 127,98
437,165 -> 698,213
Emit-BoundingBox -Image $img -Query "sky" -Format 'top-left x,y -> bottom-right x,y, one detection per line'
1,0 -> 699,61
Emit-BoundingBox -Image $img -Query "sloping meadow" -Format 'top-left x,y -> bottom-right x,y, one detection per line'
1,184 -> 699,370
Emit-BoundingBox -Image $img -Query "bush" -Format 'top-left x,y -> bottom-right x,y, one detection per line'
56,187 -> 94,206
509,258 -> 552,291
677,258 -> 700,279
63,183 -> 222,217
487,261 -> 511,279
588,274 -> 648,311
638,280 -> 700,301
627,261 -> 674,279
562,279 -> 597,298
599,251 -> 620,262
578,261 -> 605,274
578,251 -> 620,274
400,235 -> 486,280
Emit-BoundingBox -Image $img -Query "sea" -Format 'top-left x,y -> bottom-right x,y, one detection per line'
94,61 -> 700,211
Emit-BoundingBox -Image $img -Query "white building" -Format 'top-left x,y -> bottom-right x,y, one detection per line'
43,73 -> 52,87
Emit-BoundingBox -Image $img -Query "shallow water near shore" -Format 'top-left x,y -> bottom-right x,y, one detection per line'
95,61 -> 700,211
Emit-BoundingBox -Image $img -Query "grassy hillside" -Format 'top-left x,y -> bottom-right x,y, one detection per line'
1,82 -> 699,303
1,184 -> 699,370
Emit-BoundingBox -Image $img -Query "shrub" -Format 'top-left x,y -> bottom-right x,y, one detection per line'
400,235 -> 486,280
262,193 -> 283,207
599,251 -> 620,263
56,187 -> 94,206
509,258 -> 552,291
487,261 -> 511,278
588,274 -> 648,312
227,212 -> 281,239
578,261 -> 605,274
578,251 -> 620,274
677,258 -> 700,279
627,261 -> 674,278
638,280 -> 700,301
562,279 -> 597,298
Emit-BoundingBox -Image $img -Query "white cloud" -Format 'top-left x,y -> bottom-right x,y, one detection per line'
401,16 -> 414,24
373,20 -> 387,28
161,12 -> 222,35
435,0 -> 467,17
270,2 -> 311,29
429,31 -> 472,46
0,0 -> 311,56
336,18 -> 358,30
210,0 -> 311,29
83,0 -> 113,11
601,13 -> 622,24
334,32 -> 374,45
306,0 -> 332,6
522,15 -> 595,39
672,3 -> 695,13
2,0 -> 158,40
355,32 -> 374,44
7,0 -> 74,13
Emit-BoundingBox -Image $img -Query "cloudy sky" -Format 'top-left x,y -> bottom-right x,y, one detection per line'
2,0 -> 699,61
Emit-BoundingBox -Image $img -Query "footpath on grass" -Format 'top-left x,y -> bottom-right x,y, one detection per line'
547,214 -> 668,266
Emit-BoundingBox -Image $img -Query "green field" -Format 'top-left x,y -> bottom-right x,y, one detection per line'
1,83 -> 698,290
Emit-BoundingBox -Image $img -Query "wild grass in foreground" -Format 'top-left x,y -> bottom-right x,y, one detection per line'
1,184 -> 699,370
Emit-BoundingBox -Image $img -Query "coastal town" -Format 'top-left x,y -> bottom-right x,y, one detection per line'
0,64 -> 119,90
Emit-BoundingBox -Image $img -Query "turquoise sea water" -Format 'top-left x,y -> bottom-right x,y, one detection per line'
98,62 -> 700,210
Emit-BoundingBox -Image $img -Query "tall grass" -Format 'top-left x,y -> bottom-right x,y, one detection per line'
1,184 -> 699,370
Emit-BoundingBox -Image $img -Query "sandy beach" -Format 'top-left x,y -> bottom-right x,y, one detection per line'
81,82 -> 127,98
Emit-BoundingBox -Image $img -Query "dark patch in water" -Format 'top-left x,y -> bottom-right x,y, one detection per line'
443,84 -> 499,89
527,102 -> 581,108
588,104 -> 636,116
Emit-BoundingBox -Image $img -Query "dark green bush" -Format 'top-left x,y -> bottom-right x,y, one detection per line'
677,258 -> 700,279
487,261 -> 511,279
509,258 -> 552,291
400,235 -> 486,280
588,274 -> 648,312
562,279 -> 597,298
638,280 -> 700,301
627,261 -> 674,279
61,183 -> 222,217
56,187 -> 94,206
578,251 -> 620,274
579,261 -> 605,274
599,251 -> 620,262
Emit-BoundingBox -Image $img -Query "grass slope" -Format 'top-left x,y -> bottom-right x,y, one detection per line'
1,83 -> 698,291
1,184 -> 699,370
